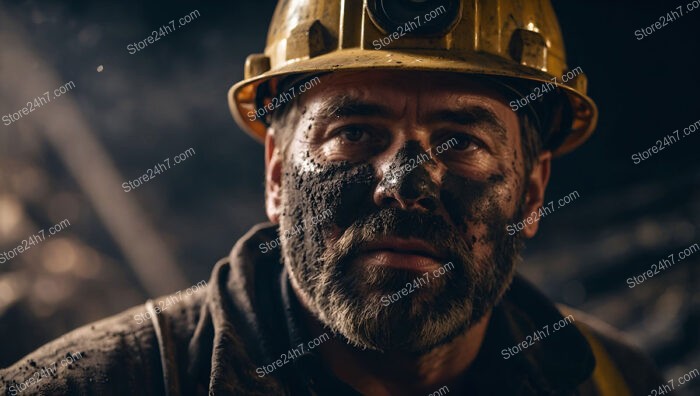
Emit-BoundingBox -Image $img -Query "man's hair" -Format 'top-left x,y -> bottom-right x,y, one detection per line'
262,75 -> 544,177
519,111 -> 544,178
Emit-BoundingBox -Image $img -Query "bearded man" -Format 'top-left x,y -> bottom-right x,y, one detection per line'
1,1 -> 665,395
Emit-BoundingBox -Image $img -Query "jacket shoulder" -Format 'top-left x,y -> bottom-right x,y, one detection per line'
1,292 -> 203,396
559,305 -> 665,395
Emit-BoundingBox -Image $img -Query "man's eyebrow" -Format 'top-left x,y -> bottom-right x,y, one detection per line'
318,96 -> 396,119
425,106 -> 508,141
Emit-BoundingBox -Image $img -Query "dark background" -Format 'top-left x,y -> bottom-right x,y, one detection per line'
0,0 -> 698,394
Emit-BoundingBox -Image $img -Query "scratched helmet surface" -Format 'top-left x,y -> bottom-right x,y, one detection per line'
228,0 -> 597,156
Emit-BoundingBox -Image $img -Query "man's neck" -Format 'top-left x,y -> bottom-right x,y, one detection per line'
302,303 -> 492,396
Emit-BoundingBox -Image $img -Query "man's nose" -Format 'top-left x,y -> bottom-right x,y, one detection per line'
373,140 -> 439,212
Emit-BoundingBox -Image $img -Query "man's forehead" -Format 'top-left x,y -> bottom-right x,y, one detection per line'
294,70 -> 516,143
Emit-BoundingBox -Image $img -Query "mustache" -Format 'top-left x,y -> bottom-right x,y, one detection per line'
320,208 -> 471,268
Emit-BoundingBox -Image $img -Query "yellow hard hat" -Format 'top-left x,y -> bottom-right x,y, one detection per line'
228,0 -> 597,156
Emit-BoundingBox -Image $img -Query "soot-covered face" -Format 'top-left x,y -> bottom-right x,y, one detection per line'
266,70 -> 545,353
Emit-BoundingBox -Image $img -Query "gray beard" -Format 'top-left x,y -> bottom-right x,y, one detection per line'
280,207 -> 523,354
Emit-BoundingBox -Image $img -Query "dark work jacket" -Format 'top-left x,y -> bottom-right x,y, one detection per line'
0,223 -> 667,395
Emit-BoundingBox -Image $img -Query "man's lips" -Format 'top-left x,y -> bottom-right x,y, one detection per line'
356,237 -> 446,271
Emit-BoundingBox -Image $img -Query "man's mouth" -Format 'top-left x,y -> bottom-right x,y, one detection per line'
355,237 -> 446,272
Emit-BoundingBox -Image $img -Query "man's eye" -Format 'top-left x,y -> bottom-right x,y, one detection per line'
338,127 -> 367,143
448,134 -> 481,152
324,125 -> 389,160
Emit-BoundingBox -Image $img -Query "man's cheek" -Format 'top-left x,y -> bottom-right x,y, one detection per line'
462,223 -> 492,261
440,173 -> 492,230
327,165 -> 376,228
284,161 -> 376,230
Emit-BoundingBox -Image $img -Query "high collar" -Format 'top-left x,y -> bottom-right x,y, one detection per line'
212,222 -> 595,395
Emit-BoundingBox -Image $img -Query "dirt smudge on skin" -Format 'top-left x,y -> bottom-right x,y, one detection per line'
439,168 -> 522,283
280,155 -> 376,297
378,140 -> 439,211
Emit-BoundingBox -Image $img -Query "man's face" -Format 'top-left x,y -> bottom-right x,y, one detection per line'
266,70 -> 546,353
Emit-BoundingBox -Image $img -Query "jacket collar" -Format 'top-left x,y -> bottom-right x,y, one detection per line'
465,275 -> 596,394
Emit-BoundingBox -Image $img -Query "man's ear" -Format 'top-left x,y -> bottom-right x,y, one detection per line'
265,130 -> 283,224
521,151 -> 552,238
